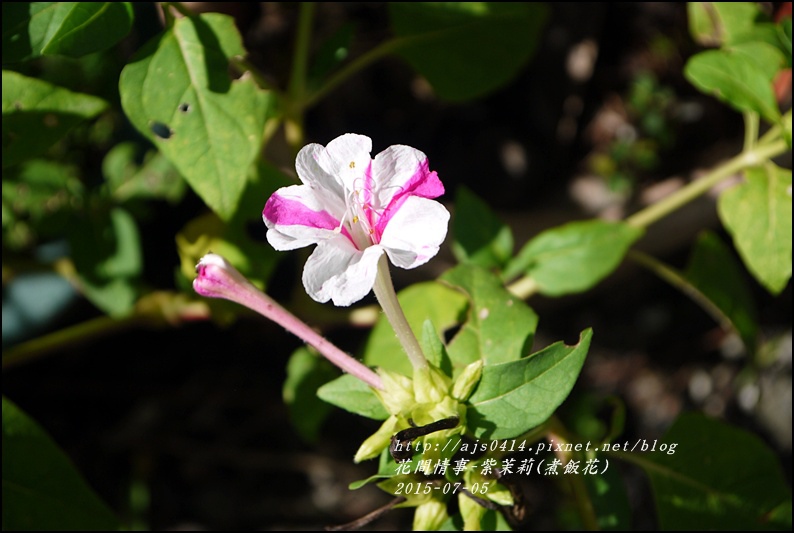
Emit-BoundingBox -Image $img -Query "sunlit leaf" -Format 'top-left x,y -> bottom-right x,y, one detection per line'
688,3 -> 767,47
504,220 -> 643,296
119,13 -> 274,220
685,49 -> 781,123
2,70 -> 108,168
317,374 -> 389,420
728,42 -> 787,80
2,2 -> 134,63
2,396 -> 120,530
467,329 -> 592,440
441,264 -> 538,368
718,165 -> 792,295
389,2 -> 547,102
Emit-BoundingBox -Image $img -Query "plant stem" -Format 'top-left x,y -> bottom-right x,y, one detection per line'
743,112 -> 759,152
282,2 -> 315,150
288,2 -> 314,105
507,275 -> 539,300
628,250 -> 736,336
371,255 -> 428,370
625,137 -> 788,229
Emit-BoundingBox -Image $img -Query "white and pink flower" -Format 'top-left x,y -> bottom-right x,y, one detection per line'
263,134 -> 449,306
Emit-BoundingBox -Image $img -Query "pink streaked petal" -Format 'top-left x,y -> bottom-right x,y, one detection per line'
318,133 -> 373,192
302,242 -> 384,306
263,187 -> 353,250
263,187 -> 340,230
372,150 -> 444,238
379,196 -> 449,269
372,145 -> 444,204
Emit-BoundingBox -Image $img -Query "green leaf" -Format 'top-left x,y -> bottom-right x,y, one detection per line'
103,142 -> 186,203
282,347 -> 338,443
728,42 -> 787,81
685,231 -> 759,352
2,2 -> 134,63
467,328 -> 592,440
2,159 -> 83,221
504,220 -> 643,296
441,264 -> 538,368
421,319 -> 452,376
119,13 -> 274,221
685,49 -> 781,123
2,70 -> 108,168
68,207 -> 142,316
317,374 -> 389,420
586,463 -> 632,531
642,412 -> 791,530
451,185 -> 513,270
687,3 -> 766,47
363,281 -> 468,376
389,2 -> 547,102
718,165 -> 792,295
2,396 -> 120,530
779,18 -> 792,66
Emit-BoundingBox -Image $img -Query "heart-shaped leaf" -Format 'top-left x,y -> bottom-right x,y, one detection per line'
119,13 -> 274,220
718,165 -> 792,295
467,328 -> 592,440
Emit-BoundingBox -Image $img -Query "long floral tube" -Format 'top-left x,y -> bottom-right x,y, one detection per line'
193,253 -> 383,390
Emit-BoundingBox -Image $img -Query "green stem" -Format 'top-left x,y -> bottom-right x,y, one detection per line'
282,2 -> 315,150
304,36 -> 412,110
371,255 -> 428,370
628,250 -> 735,335
507,275 -> 539,300
743,112 -> 759,152
288,2 -> 315,105
625,137 -> 788,229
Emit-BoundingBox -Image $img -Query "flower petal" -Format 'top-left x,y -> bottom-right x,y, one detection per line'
372,146 -> 444,237
296,143 -> 346,200
263,185 -> 348,250
302,242 -> 384,306
379,196 -> 450,269
317,133 -> 373,192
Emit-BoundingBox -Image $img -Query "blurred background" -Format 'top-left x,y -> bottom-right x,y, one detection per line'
3,2 -> 791,530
